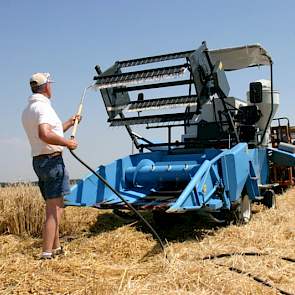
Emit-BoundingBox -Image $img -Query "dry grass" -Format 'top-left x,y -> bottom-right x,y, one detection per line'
0,184 -> 295,294
0,184 -> 98,237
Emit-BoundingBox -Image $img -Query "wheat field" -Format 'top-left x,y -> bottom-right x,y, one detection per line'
0,184 -> 295,295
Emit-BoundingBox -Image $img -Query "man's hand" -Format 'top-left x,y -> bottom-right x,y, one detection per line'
63,115 -> 82,132
69,115 -> 82,127
66,138 -> 78,150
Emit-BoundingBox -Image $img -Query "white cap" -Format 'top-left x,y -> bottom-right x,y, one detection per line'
30,72 -> 54,86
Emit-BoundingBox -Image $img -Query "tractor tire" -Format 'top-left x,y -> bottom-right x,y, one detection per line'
262,190 -> 276,209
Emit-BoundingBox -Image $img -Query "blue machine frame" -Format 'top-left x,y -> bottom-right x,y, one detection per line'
65,42 -> 295,221
66,143 -> 276,213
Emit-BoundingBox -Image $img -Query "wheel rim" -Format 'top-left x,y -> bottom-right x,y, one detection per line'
271,195 -> 276,209
240,195 -> 251,223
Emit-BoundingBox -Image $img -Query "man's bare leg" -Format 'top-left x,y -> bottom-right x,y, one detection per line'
42,197 -> 62,253
53,198 -> 64,250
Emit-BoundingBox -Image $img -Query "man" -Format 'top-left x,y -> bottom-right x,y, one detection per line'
22,72 -> 79,259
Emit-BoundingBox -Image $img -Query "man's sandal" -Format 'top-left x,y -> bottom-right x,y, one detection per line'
52,246 -> 65,257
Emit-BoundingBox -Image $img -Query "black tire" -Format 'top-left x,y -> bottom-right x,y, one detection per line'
262,190 -> 276,209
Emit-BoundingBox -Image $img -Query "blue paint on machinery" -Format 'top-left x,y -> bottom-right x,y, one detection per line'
66,143 -> 274,214
66,41 -> 295,223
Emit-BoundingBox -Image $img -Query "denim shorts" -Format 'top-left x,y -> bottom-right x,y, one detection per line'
32,155 -> 70,200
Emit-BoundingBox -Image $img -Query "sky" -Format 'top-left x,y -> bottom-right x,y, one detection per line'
0,0 -> 295,182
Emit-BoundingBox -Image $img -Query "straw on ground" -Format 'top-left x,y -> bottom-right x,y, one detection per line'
0,184 -> 295,294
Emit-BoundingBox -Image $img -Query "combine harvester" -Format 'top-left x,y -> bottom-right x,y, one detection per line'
66,41 -> 295,225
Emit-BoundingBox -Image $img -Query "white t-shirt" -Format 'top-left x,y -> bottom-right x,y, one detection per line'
22,93 -> 64,157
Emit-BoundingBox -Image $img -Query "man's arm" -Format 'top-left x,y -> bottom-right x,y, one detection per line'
39,124 -> 77,150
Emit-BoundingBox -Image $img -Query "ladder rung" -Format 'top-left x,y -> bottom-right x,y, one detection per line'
94,64 -> 187,89
107,95 -> 198,112
117,50 -> 194,67
109,112 -> 195,127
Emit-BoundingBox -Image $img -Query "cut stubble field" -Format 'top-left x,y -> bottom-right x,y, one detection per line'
0,184 -> 295,295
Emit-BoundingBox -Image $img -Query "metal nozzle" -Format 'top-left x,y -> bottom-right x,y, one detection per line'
71,84 -> 95,139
